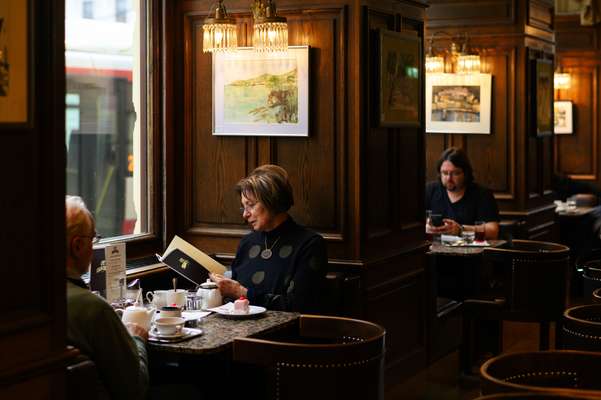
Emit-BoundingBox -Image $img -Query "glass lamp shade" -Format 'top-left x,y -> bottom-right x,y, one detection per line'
554,73 -> 571,89
456,54 -> 480,74
202,19 -> 238,53
425,56 -> 445,74
253,19 -> 288,52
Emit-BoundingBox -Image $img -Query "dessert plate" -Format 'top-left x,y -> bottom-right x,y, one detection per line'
208,303 -> 267,319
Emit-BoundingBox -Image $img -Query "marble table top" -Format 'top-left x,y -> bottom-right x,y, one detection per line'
428,240 -> 506,256
148,310 -> 299,355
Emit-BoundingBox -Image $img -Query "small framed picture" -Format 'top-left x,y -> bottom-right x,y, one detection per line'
425,73 -> 492,134
554,100 -> 573,134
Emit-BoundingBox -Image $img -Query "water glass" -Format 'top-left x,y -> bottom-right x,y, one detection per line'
461,230 -> 475,244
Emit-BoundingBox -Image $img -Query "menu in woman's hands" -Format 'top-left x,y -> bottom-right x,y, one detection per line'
157,235 -> 227,286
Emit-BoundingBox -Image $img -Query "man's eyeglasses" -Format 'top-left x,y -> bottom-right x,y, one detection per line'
441,170 -> 464,178
239,203 -> 258,214
79,233 -> 102,244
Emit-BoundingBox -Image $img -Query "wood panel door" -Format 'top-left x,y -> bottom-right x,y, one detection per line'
0,1 -> 69,398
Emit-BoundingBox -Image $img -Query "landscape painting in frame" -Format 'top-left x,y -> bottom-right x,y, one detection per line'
0,0 -> 28,124
425,73 -> 492,134
379,29 -> 421,127
212,46 -> 309,136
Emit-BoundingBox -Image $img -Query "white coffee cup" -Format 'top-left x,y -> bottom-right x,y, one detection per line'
166,289 -> 187,308
154,317 -> 185,335
146,290 -> 169,308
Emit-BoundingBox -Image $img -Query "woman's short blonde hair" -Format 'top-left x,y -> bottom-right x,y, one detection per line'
235,164 -> 294,214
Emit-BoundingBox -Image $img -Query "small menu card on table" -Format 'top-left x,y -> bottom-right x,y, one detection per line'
90,242 -> 126,303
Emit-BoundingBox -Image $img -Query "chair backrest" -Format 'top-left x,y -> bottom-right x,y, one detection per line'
66,354 -> 98,400
480,350 -> 601,397
475,392 -> 600,399
562,304 -> 601,352
483,240 -> 570,321
593,287 -> 601,304
233,315 -> 386,400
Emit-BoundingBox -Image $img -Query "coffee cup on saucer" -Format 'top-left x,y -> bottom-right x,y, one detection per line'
154,317 -> 185,336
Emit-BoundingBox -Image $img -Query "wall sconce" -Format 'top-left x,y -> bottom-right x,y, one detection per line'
202,0 -> 238,53
202,0 -> 289,53
554,72 -> 571,90
251,0 -> 288,52
425,32 -> 481,74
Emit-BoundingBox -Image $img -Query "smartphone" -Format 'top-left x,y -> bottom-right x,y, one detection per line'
430,214 -> 444,227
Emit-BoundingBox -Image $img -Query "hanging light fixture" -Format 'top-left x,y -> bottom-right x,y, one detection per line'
202,0 -> 238,53
425,35 -> 444,73
252,0 -> 288,52
456,54 -> 481,74
455,35 -> 480,74
554,72 -> 571,89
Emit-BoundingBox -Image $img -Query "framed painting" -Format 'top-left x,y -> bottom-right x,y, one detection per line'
0,0 -> 29,124
212,46 -> 309,136
532,58 -> 553,137
378,29 -> 421,127
425,73 -> 492,134
554,100 -> 573,134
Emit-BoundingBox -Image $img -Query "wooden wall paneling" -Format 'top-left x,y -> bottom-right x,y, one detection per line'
528,0 -> 554,32
426,0 -> 516,28
555,65 -> 599,181
0,0 -> 70,398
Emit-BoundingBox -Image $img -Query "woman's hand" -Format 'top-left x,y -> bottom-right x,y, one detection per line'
210,273 -> 248,299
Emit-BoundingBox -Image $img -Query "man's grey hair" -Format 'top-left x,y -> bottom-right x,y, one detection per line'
65,195 -> 93,251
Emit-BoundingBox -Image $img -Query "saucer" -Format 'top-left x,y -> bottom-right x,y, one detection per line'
151,327 -> 185,339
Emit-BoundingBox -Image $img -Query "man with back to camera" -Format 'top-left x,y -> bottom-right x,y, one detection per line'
426,147 -> 500,240
65,195 -> 149,400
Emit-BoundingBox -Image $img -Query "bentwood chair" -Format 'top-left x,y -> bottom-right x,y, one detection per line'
475,392 -> 601,399
561,304 -> 601,352
232,314 -> 386,400
480,350 -> 601,398
66,354 -> 98,400
460,240 -> 570,374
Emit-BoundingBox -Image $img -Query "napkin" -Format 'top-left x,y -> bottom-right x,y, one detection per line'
181,310 -> 211,321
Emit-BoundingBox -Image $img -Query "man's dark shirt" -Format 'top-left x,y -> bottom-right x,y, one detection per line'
425,181 -> 500,225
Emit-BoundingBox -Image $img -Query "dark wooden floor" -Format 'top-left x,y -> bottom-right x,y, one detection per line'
385,320 -> 554,400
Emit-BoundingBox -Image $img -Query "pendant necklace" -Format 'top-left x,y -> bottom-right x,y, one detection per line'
261,236 -> 281,260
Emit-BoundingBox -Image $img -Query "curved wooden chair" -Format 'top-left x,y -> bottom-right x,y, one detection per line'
475,392 -> 599,399
233,314 -> 386,400
561,304 -> 601,352
581,257 -> 601,299
480,350 -> 601,398
460,240 -> 570,373
593,287 -> 601,303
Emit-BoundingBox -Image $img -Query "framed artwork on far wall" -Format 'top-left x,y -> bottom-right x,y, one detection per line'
532,58 -> 554,137
378,29 -> 421,127
0,0 -> 30,124
554,100 -> 573,134
212,46 -> 309,137
425,73 -> 492,134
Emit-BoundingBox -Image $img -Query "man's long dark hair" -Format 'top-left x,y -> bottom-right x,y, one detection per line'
436,147 -> 474,185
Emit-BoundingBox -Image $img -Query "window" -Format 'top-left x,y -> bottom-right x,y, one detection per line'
65,0 -> 152,242
115,0 -> 128,23
82,0 -> 94,19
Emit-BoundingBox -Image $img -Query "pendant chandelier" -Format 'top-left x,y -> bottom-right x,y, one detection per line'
202,0 -> 289,53
251,0 -> 288,52
202,0 -> 238,53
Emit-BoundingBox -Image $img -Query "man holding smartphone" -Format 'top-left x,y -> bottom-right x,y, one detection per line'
425,147 -> 500,240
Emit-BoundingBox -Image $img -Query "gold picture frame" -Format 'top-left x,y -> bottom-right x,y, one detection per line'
0,0 -> 29,124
